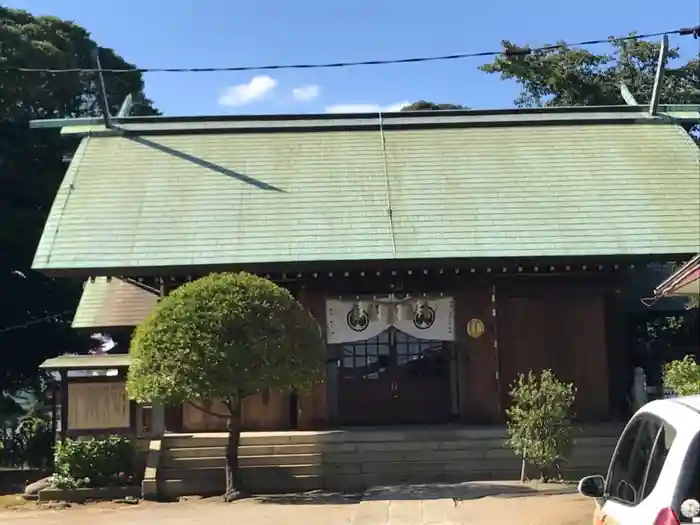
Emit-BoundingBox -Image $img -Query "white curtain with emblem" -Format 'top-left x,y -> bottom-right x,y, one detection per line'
325,297 -> 455,344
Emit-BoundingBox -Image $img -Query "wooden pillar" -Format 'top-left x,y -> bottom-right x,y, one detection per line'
448,342 -> 460,420
59,372 -> 69,440
296,289 -> 329,429
325,356 -> 339,427
50,381 -> 58,442
454,281 -> 501,424
606,279 -> 628,421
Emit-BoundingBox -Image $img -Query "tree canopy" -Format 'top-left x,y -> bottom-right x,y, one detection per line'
0,7 -> 158,399
126,272 -> 325,498
401,100 -> 465,111
127,272 -> 325,404
480,34 -> 699,138
664,356 -> 700,397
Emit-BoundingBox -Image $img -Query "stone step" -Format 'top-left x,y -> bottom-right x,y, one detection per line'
166,459 -> 525,477
163,453 -> 323,469
160,474 -> 324,498
163,455 -> 610,476
164,429 -> 513,448
164,429 -> 622,450
164,438 -> 514,454
163,444 -> 614,465
166,443 -> 320,458
164,463 -> 326,479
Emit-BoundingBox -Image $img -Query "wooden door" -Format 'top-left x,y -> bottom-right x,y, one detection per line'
337,328 -> 451,425
498,292 -> 610,421
392,329 -> 451,424
337,330 -> 394,425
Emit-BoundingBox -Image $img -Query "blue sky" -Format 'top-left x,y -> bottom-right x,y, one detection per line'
6,0 -> 700,116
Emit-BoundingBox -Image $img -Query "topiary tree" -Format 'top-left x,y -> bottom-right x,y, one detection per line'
126,272 -> 325,501
506,369 -> 576,482
663,355 -> 700,397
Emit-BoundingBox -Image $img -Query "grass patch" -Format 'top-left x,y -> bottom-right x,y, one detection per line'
0,494 -> 32,509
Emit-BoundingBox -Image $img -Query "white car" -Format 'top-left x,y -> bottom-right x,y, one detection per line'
577,395 -> 700,524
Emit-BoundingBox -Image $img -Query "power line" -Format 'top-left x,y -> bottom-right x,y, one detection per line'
0,310 -> 73,334
2,27 -> 698,75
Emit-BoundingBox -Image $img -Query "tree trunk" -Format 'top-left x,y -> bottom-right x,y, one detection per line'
223,400 -> 246,501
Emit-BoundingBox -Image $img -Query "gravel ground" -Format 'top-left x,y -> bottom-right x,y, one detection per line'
0,481 -> 595,525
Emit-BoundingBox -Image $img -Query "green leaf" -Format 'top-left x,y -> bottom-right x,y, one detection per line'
663,356 -> 700,396
0,6 -> 159,395
126,272 -> 326,412
505,369 -> 576,478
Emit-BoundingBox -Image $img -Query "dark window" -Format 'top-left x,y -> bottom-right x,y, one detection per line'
606,414 -> 675,505
339,330 -> 391,380
339,328 -> 445,380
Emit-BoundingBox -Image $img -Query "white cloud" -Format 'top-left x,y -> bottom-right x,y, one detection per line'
218,75 -> 278,107
324,101 -> 411,114
292,84 -> 320,102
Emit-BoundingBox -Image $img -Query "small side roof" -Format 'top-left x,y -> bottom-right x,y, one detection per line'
72,277 -> 158,329
39,354 -> 131,370
654,254 -> 700,298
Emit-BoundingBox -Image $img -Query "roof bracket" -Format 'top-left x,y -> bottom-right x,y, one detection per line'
117,94 -> 134,118
90,48 -> 113,128
649,35 -> 669,117
619,83 -> 638,106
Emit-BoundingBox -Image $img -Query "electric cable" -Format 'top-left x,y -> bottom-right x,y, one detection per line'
0,310 -> 73,334
1,27 -> 697,75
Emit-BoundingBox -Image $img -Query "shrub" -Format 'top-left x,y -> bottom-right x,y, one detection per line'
127,272 -> 325,500
663,355 -> 700,397
0,414 -> 53,469
53,435 -> 136,488
506,369 -> 577,481
16,414 -> 54,469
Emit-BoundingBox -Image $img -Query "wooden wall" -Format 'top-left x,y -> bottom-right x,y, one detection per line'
181,391 -> 290,432
295,289 -> 329,429
179,287 -> 329,432
156,273 -> 620,432
494,277 -> 613,421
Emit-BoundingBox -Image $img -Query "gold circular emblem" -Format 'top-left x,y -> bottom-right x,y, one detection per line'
466,318 -> 485,339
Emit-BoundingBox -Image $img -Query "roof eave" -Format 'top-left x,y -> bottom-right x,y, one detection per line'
26,104 -> 700,137
39,355 -> 132,371
31,253 -> 696,280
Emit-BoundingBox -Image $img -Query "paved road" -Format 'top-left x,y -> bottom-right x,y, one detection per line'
0,482 -> 595,525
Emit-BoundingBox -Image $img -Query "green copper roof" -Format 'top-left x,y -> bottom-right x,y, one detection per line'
32,113 -> 700,275
72,277 -> 158,328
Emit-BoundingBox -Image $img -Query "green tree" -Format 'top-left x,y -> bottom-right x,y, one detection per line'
0,7 -> 158,400
664,355 -> 700,396
506,369 -> 577,482
126,272 -> 325,500
480,34 -> 699,109
401,100 -> 465,111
